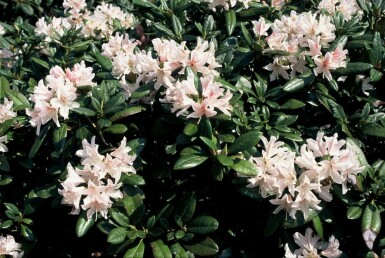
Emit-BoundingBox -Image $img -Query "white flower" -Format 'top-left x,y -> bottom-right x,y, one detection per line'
252,17 -> 271,37
0,135 -> 8,152
0,24 -> 5,35
0,98 -> 17,123
0,234 -> 24,258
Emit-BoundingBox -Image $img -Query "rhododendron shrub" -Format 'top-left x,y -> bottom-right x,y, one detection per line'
0,0 -> 385,257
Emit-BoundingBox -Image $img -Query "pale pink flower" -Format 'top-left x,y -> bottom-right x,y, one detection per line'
58,163 -> 86,214
65,61 -> 96,87
293,228 -> 322,255
0,135 -> 8,152
252,17 -> 271,37
63,0 -> 87,12
0,98 -> 16,123
50,82 -> 79,119
285,228 -> 342,258
320,235 -> 342,258
313,52 -> 339,81
0,234 -> 23,258
264,57 -> 290,81
187,99 -> 217,118
75,136 -> 104,166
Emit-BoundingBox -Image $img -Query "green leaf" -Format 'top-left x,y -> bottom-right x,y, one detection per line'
31,57 -> 49,69
264,212 -> 284,237
225,10 -> 236,36
184,123 -> 198,136
240,23 -> 253,47
216,154 -> 234,166
130,82 -> 154,99
175,192 -> 196,224
127,138 -> 147,155
231,159 -> 258,176
327,99 -> 347,122
312,216 -> 323,240
151,239 -> 172,258
4,203 -> 20,215
200,136 -> 218,151
280,99 -> 305,109
94,53 -> 113,71
21,224 -> 35,242
370,69 -> 383,82
109,105 -> 146,122
171,243 -> 189,258
72,107 -> 96,116
0,156 -> 10,172
183,237 -> 219,256
110,208 -> 130,227
153,22 -> 175,37
29,122 -> 53,159
53,124 -> 67,155
188,216 -> 219,234
228,131 -> 261,155
0,76 -> 10,98
173,154 -> 208,170
76,211 -> 95,237
20,3 -> 34,15
283,72 -> 315,92
5,89 -> 31,111
108,227 -> 128,244
347,202 -> 364,220
369,32 -> 382,65
124,239 -> 145,258
120,173 -> 146,186
171,14 -> 183,38
238,4 -> 269,18
332,62 -> 373,76
363,125 -> 385,138
0,220 -> 13,229
328,35 -> 348,52
104,124 -> 128,134
362,202 -> 381,234
122,186 -> 145,225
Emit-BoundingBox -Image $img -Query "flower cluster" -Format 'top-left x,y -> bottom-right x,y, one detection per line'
160,73 -> 233,118
35,1 -> 135,41
256,11 -> 348,81
101,35 -> 231,117
102,35 -> 220,90
318,0 -> 363,21
0,234 -> 23,258
26,61 -> 95,134
58,136 -> 136,220
246,132 -> 361,219
284,228 -> 342,258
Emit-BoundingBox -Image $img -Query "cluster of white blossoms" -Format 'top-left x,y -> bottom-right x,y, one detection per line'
102,35 -> 232,118
284,228 -> 342,258
35,0 -> 135,41
59,136 -> 136,220
254,11 -> 349,81
0,234 -> 23,258
318,0 -> 363,21
246,132 -> 361,220
26,61 -> 96,135
160,73 -> 233,118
